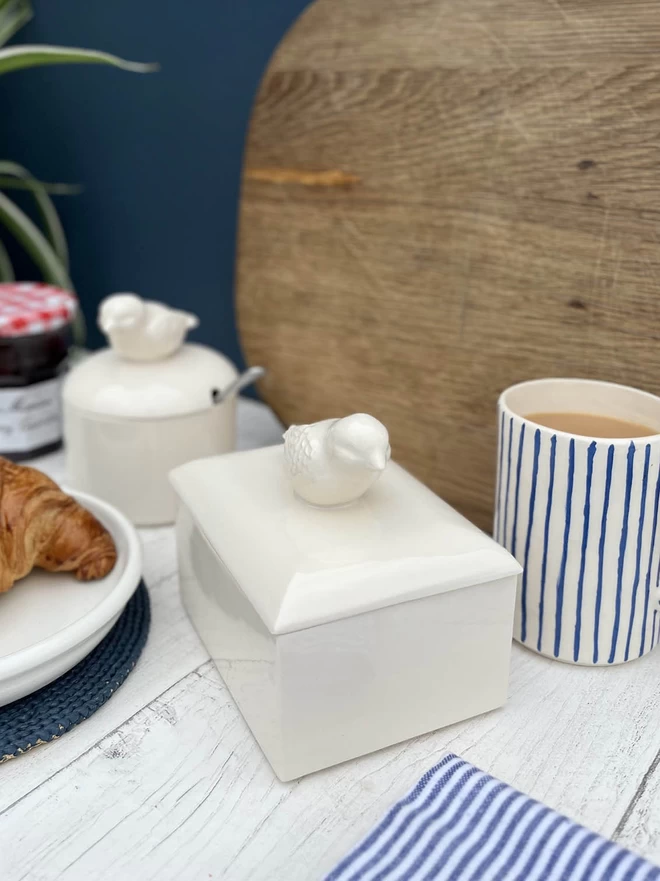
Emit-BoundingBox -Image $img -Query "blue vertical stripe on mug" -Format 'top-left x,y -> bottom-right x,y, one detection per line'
495,379 -> 660,665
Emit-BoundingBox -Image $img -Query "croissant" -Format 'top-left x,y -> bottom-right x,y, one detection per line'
0,457 -> 117,594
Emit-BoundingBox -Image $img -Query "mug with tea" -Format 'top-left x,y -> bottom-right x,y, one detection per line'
495,378 -> 660,666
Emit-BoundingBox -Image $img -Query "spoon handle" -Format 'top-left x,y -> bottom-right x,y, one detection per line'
212,366 -> 265,404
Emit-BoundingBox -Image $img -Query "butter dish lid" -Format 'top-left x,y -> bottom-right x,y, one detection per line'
63,344 -> 238,419
170,443 -> 521,635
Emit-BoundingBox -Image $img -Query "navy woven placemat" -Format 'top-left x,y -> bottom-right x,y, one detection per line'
0,580 -> 150,762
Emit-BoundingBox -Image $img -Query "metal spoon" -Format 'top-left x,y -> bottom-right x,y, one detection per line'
212,366 -> 266,405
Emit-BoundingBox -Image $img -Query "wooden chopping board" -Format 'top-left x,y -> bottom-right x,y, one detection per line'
236,0 -> 660,532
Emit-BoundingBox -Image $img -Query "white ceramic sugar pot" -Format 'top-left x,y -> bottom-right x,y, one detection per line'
62,293 -> 263,526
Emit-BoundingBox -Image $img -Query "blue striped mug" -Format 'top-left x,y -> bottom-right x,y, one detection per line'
495,378 -> 660,666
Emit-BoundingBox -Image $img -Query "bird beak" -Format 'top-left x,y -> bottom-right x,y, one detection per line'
366,450 -> 388,471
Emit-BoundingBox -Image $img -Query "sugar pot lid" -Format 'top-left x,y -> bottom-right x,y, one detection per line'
63,293 -> 263,419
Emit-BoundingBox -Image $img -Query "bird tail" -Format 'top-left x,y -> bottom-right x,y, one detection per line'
182,311 -> 199,330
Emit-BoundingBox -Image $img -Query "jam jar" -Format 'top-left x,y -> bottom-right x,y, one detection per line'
0,283 -> 78,461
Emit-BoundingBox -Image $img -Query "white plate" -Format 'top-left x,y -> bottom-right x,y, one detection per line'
0,490 -> 142,707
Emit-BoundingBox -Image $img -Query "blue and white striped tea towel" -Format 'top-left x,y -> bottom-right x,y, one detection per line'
325,753 -> 659,881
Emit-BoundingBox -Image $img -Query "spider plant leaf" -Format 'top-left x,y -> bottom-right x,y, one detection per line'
0,44 -> 159,76
0,160 -> 69,270
0,0 -> 33,49
0,189 -> 72,289
0,176 -> 81,195
0,237 -> 14,281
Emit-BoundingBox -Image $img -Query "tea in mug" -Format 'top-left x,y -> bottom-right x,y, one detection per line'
526,412 -> 657,439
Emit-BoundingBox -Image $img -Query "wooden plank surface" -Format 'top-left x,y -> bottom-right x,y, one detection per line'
4,643 -> 660,879
237,0 -> 660,531
616,754 -> 660,865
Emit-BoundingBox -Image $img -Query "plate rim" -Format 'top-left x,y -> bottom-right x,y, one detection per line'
0,489 -> 142,680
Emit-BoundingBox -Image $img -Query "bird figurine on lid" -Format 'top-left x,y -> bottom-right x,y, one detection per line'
283,413 -> 391,507
98,293 -> 199,361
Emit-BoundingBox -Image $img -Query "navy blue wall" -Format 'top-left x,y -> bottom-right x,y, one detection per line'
1,0 -> 310,365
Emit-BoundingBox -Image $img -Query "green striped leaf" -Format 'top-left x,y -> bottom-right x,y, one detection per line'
0,237 -> 14,281
0,44 -> 159,76
0,189 -> 71,288
0,160 -> 69,270
0,0 -> 32,49
0,176 -> 80,195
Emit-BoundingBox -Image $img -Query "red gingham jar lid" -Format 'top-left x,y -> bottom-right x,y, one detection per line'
0,282 -> 78,338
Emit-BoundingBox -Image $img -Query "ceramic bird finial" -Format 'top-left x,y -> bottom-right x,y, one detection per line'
98,293 -> 199,362
283,413 -> 391,507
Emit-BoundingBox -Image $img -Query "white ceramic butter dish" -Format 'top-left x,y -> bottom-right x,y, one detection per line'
170,414 -> 521,781
63,293 -> 262,526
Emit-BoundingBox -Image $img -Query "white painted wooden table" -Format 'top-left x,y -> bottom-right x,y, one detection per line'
2,398 -> 660,881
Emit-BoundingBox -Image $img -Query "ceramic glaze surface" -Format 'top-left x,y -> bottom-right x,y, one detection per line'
63,345 -> 238,420
175,505 -> 517,781
170,445 -> 521,634
98,293 -> 198,362
171,438 -> 521,780
0,490 -> 142,706
283,414 -> 391,506
66,404 -> 235,526
496,378 -> 660,666
63,296 -> 241,526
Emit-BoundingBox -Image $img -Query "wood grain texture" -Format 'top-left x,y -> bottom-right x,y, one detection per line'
237,0 -> 660,530
5,647 -> 660,879
0,516 -> 210,816
615,749 -> 660,865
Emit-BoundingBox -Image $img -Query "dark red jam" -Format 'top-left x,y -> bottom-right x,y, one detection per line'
0,324 -> 72,460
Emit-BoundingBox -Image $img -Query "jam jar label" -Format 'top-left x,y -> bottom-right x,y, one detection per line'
0,377 -> 62,454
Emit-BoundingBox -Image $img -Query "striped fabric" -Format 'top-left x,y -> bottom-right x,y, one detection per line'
494,413 -> 660,665
324,754 -> 659,881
